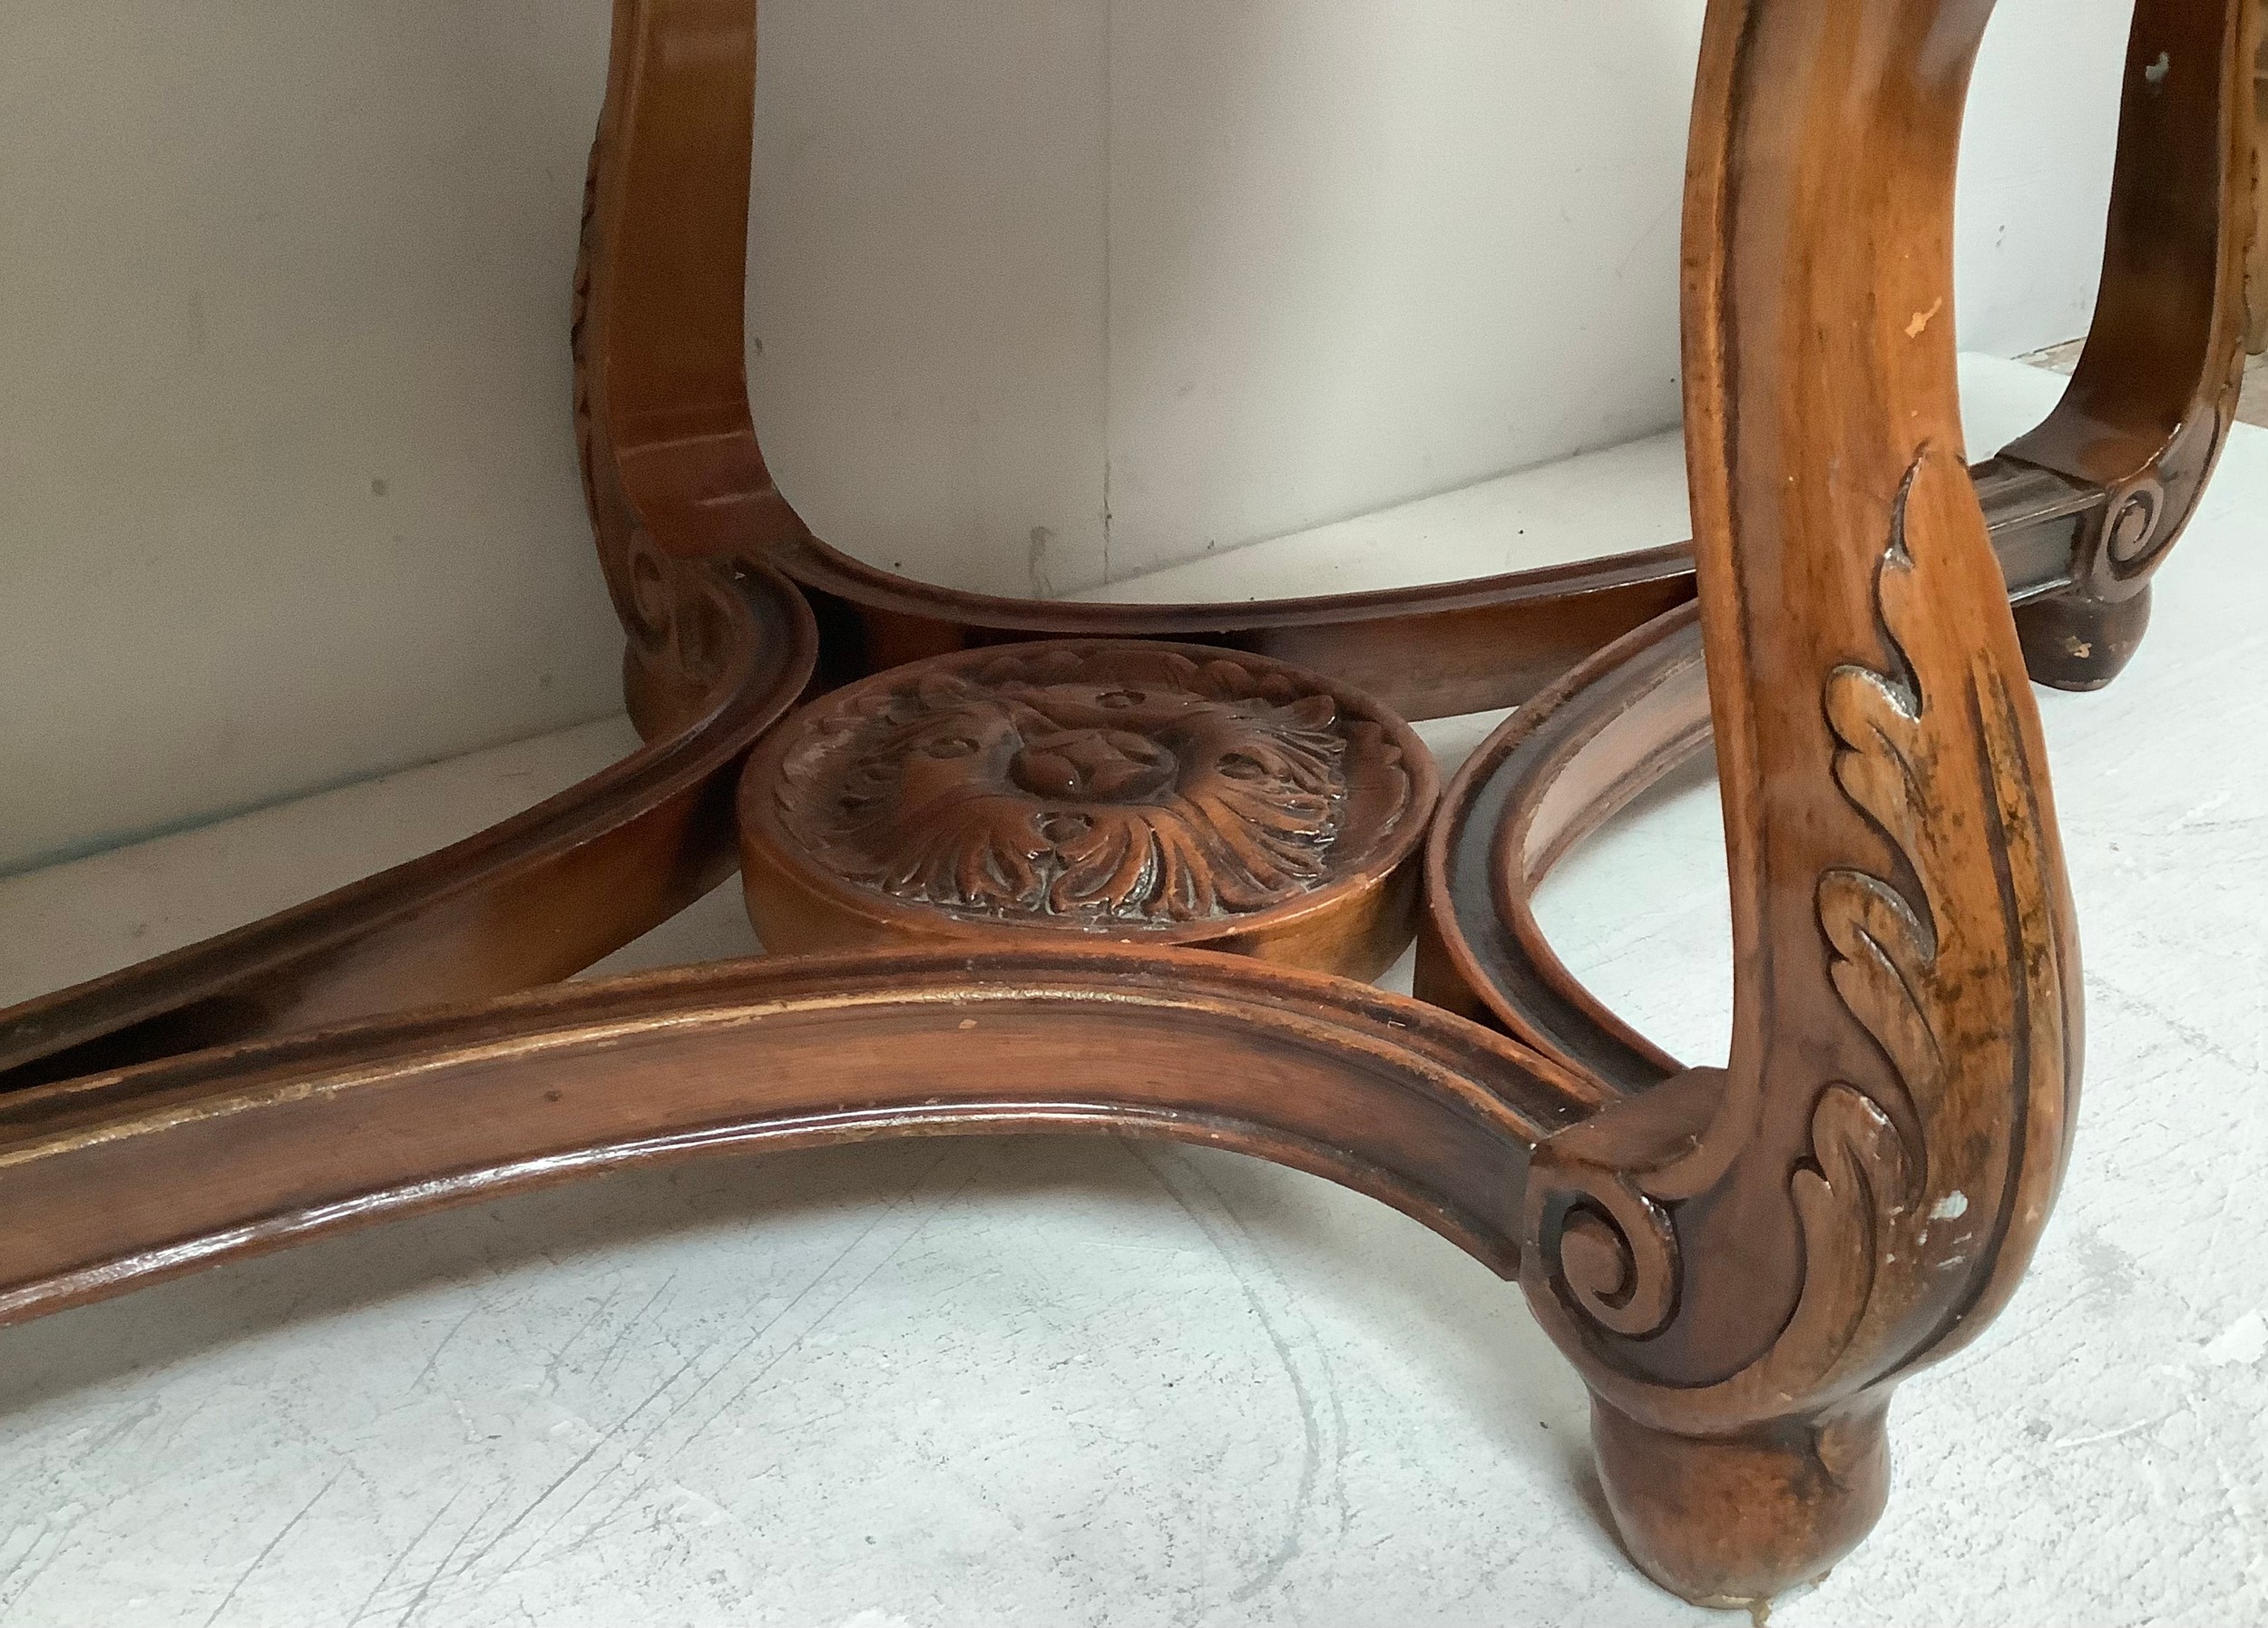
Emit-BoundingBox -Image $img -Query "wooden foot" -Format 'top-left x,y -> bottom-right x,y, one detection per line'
1589,1398 -> 1888,1609
2015,587 -> 2152,691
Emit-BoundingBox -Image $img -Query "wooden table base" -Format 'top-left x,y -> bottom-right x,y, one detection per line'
0,0 -> 2256,1612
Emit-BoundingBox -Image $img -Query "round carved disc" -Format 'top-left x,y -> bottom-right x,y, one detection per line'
738,640 -> 1439,978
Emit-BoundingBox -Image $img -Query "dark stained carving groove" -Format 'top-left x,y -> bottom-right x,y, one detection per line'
771,644 -> 1392,925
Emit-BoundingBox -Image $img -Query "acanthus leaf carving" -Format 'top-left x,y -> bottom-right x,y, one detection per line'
770,644 -> 1421,930
1525,448 -> 2077,1433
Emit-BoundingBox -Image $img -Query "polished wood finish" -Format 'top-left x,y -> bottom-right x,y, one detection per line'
20,0 -> 2214,1085
740,640 -> 1436,978
0,948 -> 1594,1327
1516,0 -> 2082,1603
1423,0 -> 2260,1091
0,0 -> 2251,1613
2002,0 -> 2257,687
0,0 -> 828,1094
572,0 -> 2212,719
1418,605 -> 1707,1088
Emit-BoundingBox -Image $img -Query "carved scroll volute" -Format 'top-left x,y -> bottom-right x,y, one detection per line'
1519,0 -> 2083,1604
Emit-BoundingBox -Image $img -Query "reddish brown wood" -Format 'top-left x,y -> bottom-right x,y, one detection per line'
18,0 -> 2230,1099
0,948 -> 1597,1327
572,0 -> 2203,722
1515,0 -> 2086,1604
741,640 -> 1436,978
1423,0 -> 2259,1134
0,0 -> 826,1093
2002,0 -> 2256,687
1423,0 -> 2261,1077
1417,605 -> 1707,1088
0,0 -> 2251,1615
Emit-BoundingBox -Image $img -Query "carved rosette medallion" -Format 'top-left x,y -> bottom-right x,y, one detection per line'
740,641 -> 1436,964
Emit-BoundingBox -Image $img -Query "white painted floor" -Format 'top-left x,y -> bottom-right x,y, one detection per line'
0,358 -> 2262,1625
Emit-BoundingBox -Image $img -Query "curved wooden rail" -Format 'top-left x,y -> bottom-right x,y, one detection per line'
1419,606 -> 1706,1091
0,946 -> 1595,1327
574,0 -> 2231,721
0,560 -> 816,1092
1420,0 -> 2254,1149
1415,0 -> 2250,1161
1422,0 -> 2256,1157
772,536 -> 1697,722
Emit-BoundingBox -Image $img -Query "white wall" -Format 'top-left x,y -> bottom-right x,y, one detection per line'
1,0 -> 619,873
5,0 -> 2132,873
755,0 -> 2135,590
1959,0 -> 2136,355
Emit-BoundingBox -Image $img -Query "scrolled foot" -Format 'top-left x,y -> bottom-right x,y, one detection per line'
1589,1396 -> 1890,1611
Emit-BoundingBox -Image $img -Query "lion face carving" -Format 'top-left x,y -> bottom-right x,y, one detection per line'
774,646 -> 1408,926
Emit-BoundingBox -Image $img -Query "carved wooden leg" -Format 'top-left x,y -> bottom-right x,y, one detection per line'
1518,0 -> 2084,1605
1419,0 -> 2254,1068
3,0 -> 2243,1614
2002,0 -> 2256,689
